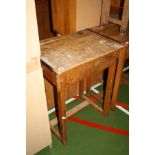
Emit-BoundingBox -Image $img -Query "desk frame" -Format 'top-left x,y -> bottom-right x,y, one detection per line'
41,45 -> 126,144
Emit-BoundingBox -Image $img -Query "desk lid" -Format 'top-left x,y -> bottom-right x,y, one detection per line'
40,30 -> 124,74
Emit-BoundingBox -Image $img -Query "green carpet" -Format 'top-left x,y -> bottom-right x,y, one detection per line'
36,84 -> 129,155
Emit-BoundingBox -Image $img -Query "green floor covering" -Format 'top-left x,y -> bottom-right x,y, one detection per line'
36,84 -> 129,155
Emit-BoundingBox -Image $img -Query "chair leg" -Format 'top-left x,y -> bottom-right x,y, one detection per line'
120,0 -> 129,33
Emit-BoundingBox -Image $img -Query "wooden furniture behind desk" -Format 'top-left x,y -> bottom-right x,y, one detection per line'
88,23 -> 129,56
40,30 -> 126,144
88,23 -> 129,110
52,0 -> 102,35
35,0 -> 54,40
101,0 -> 129,33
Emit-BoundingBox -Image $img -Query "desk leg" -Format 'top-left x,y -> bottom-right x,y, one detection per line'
79,80 -> 85,97
53,82 -> 67,144
103,61 -> 117,116
86,77 -> 91,93
111,50 -> 125,110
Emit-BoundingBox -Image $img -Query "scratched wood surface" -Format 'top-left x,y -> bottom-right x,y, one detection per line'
89,23 -> 129,43
40,30 -> 123,75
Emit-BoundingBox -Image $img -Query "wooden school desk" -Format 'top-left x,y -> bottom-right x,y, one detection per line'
40,30 -> 127,144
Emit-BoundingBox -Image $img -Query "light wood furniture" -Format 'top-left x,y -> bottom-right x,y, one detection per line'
35,0 -> 54,40
51,0 -> 128,35
88,23 -> 129,110
26,0 -> 52,154
51,0 -> 102,35
101,0 -> 129,33
40,30 -> 127,144
110,0 -> 124,17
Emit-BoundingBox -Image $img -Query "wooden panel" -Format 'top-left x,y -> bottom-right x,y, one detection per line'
111,0 -> 121,7
35,0 -> 54,40
90,71 -> 103,87
44,78 -> 80,109
52,0 -> 76,35
44,79 -> 79,110
44,76 -> 102,110
66,83 -> 79,98
101,0 -> 111,25
52,0 -> 102,34
43,80 -> 79,109
110,0 -> 125,20
44,75 -> 102,108
44,78 -> 55,110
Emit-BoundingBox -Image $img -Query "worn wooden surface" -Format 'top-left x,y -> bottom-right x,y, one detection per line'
42,24 -> 129,110
41,30 -> 123,74
88,23 -> 129,43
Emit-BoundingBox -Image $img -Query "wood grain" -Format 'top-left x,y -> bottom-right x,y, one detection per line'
44,78 -> 55,110
53,81 -> 67,144
111,48 -> 126,110
35,0 -> 54,40
52,0 -> 76,35
101,0 -> 128,33
102,60 -> 117,115
88,23 -> 129,44
41,30 -> 123,74
120,0 -> 129,32
101,0 -> 111,25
